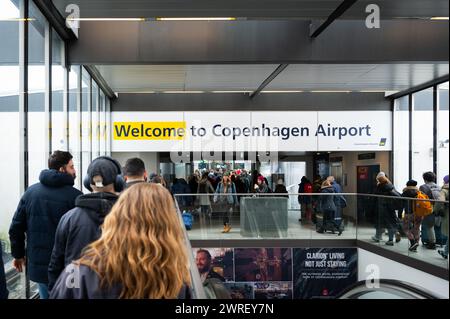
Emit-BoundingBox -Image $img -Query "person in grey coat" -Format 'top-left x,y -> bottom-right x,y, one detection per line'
197,172 -> 215,219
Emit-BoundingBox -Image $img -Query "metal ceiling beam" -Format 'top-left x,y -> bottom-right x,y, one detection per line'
33,0 -> 77,41
310,0 -> 358,38
68,20 -> 449,64
250,64 -> 289,99
84,65 -> 117,100
385,74 -> 449,100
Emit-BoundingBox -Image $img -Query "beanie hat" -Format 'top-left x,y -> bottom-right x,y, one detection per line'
87,157 -> 121,187
406,180 -> 418,187
444,175 -> 449,184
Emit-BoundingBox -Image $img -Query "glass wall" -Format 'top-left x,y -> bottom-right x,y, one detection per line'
393,95 -> 410,191
99,91 -> 105,155
51,30 -> 66,152
81,68 -> 91,193
0,0 -> 22,299
92,82 -> 99,159
0,1 -> 112,298
437,82 -> 449,183
394,82 -> 449,188
68,65 -> 80,190
27,1 -> 46,185
411,88 -> 434,183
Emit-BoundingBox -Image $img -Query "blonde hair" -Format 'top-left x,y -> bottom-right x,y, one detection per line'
78,183 -> 191,298
377,175 -> 392,185
321,180 -> 331,188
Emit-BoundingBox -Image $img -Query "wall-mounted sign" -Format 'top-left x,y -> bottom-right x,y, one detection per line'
358,153 -> 376,160
112,111 -> 392,152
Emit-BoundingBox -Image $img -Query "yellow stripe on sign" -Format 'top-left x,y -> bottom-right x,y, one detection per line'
113,122 -> 187,140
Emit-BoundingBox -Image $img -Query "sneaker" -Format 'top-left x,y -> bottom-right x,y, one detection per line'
426,243 -> 436,250
222,225 -> 231,233
409,242 -> 419,252
385,241 -> 394,246
438,250 -> 448,259
371,236 -> 381,243
395,232 -> 401,243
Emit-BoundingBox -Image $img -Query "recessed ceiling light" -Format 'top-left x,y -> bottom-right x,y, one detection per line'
157,17 -> 236,21
66,18 -> 146,21
430,17 -> 449,20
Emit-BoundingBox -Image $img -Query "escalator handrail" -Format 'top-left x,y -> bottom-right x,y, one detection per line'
174,199 -> 207,299
336,279 -> 441,299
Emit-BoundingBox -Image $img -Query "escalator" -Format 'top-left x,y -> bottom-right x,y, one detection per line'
336,279 -> 441,299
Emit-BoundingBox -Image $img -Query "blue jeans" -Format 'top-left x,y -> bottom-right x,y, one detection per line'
0,255 -> 8,299
38,283 -> 49,299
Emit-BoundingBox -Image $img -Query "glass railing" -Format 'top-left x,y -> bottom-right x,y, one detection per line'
174,193 -> 449,272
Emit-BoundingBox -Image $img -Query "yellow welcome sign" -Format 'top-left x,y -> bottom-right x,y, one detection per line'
113,122 -> 187,140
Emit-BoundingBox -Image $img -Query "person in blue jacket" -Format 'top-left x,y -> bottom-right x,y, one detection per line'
8,151 -> 82,299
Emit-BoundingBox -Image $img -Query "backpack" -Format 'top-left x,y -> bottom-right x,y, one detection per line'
413,191 -> 433,217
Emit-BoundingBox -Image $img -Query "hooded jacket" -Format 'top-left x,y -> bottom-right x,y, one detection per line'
48,192 -> 118,290
8,169 -> 82,283
402,186 -> 419,215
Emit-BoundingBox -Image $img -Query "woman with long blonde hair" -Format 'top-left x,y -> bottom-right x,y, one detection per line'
50,183 -> 191,299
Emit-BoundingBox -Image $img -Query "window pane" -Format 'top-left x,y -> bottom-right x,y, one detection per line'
437,82 -> 449,183
68,66 -> 81,190
81,68 -> 91,193
106,98 -> 111,156
99,91 -> 105,155
412,88 -> 434,183
51,30 -> 66,152
28,1 -> 46,185
0,0 -> 23,299
393,95 -> 410,191
92,82 -> 99,159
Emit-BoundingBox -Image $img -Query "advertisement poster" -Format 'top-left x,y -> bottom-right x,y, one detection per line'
293,248 -> 358,299
234,248 -> 292,282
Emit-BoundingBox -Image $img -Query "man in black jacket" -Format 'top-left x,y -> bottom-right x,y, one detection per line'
9,151 -> 81,299
123,157 -> 148,188
48,157 -> 124,291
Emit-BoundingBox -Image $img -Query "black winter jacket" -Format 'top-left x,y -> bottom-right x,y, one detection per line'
50,263 -> 190,299
375,182 -> 401,229
318,186 -> 336,212
48,192 -> 118,290
8,170 -> 82,283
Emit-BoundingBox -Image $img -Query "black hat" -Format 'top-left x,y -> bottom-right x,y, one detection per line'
406,180 -> 418,187
87,157 -> 121,187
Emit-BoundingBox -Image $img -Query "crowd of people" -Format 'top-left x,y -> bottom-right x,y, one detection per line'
370,171 -> 449,259
0,151 -> 448,300
171,168 -> 286,233
5,151 -> 191,299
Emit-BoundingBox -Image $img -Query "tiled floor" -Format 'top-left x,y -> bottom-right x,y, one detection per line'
187,210 -> 449,270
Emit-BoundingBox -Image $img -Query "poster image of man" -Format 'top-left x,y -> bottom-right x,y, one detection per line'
224,283 -> 254,299
254,282 -> 293,300
194,248 -> 234,282
235,248 -> 292,282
